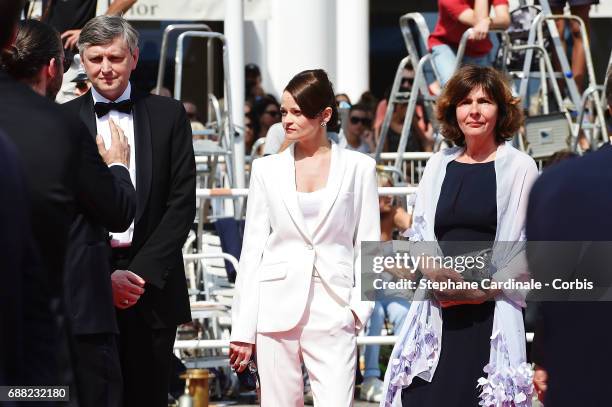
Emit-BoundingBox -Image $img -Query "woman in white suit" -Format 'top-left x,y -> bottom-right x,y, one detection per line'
229,69 -> 380,406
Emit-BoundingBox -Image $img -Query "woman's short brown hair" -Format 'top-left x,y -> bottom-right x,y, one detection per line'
436,65 -> 523,146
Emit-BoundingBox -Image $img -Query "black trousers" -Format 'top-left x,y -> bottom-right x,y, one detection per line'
73,333 -> 122,407
116,307 -> 176,407
112,247 -> 177,407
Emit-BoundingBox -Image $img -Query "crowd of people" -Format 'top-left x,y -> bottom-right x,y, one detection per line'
1,0 -> 611,406
242,61 -> 437,159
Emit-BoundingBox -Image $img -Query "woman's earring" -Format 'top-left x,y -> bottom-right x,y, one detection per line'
320,121 -> 327,127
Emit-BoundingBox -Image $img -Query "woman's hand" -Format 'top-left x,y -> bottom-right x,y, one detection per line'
421,263 -> 500,304
438,286 -> 501,307
428,267 -> 467,302
420,262 -> 462,283
533,364 -> 548,402
393,206 -> 413,232
229,341 -> 255,373
420,264 -> 465,300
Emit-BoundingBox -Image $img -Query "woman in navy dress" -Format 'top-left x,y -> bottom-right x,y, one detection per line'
382,65 -> 538,407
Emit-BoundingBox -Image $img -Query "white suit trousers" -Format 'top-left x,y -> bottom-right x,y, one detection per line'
256,276 -> 357,406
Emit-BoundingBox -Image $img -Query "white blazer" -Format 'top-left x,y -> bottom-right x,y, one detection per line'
230,142 -> 380,344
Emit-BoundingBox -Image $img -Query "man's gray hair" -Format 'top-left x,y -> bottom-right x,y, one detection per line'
78,15 -> 139,54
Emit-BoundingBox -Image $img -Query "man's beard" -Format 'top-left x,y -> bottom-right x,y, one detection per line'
46,72 -> 63,101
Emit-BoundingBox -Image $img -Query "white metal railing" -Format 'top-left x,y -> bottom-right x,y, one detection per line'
379,152 -> 433,161
183,252 -> 239,270
196,153 -> 433,163
377,152 -> 432,185
174,332 -> 534,350
195,186 -> 418,199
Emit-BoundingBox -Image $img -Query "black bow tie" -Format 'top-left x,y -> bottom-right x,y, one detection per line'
94,99 -> 133,118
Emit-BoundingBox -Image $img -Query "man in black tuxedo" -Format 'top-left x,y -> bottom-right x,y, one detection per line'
0,129 -> 48,393
66,15 -> 196,406
0,0 -> 136,392
7,19 -> 136,406
6,20 -> 135,405
0,127 -> 67,399
526,69 -> 612,406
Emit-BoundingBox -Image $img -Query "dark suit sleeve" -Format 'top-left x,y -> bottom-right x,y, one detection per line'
73,119 -> 136,232
129,105 -> 196,288
0,132 -> 61,386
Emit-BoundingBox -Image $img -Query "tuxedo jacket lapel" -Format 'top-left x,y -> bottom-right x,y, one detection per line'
79,91 -> 97,139
280,146 -> 312,243
131,91 -> 152,225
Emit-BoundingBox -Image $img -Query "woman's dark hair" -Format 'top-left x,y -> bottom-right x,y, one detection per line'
251,94 -> 280,137
436,65 -> 523,147
1,19 -> 63,83
284,69 -> 340,133
357,91 -> 378,114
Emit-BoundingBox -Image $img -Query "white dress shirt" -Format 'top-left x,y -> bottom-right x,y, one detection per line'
91,84 -> 136,244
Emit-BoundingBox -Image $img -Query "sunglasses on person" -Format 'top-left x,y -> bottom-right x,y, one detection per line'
350,116 -> 372,127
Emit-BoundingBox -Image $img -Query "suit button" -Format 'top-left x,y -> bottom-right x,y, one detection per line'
306,244 -> 313,250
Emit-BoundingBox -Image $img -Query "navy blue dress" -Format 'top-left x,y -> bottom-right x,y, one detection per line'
402,160 -> 497,407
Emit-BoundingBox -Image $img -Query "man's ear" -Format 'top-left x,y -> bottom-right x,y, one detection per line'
131,47 -> 139,71
9,26 -> 17,46
47,57 -> 60,80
